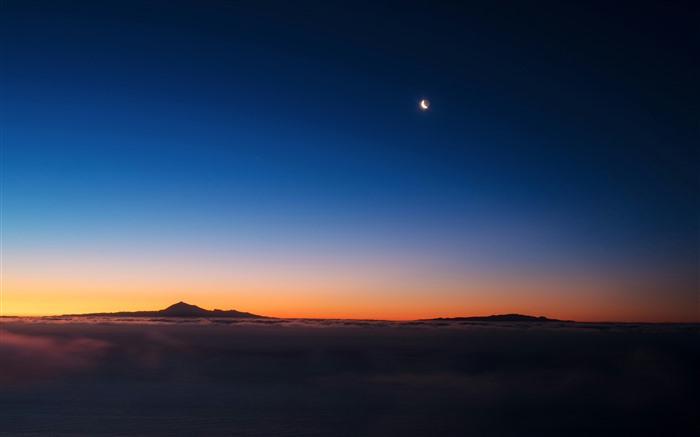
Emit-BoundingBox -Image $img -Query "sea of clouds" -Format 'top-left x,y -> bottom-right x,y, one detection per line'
2,318 -> 698,436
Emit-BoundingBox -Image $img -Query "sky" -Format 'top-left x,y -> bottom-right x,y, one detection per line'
1,0 -> 698,321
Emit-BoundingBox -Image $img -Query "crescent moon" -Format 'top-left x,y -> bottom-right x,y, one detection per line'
420,99 -> 429,109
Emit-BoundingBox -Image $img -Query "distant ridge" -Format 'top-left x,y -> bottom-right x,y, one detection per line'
428,314 -> 569,322
67,301 -> 267,318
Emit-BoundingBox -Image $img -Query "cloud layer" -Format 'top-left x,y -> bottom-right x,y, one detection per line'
2,320 -> 698,435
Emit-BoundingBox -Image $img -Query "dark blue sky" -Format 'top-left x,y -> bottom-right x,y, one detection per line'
2,1 -> 698,320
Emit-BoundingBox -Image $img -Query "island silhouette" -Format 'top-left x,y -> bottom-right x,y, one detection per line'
67,301 -> 266,318
428,314 -> 567,322
64,302 -> 566,322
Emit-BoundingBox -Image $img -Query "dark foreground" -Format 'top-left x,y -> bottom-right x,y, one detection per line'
1,318 -> 699,436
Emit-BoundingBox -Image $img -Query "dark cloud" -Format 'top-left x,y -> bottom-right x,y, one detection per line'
0,330 -> 110,383
1,320 -> 698,435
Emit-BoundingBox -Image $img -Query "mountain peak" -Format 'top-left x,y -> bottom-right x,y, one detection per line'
63,302 -> 266,318
160,302 -> 212,317
165,301 -> 200,310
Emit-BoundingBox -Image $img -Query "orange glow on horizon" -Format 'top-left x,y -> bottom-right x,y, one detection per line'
3,275 -> 697,323
4,243 -> 696,323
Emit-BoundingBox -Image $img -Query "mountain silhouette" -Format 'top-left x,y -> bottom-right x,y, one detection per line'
428,314 -> 567,322
69,301 -> 266,318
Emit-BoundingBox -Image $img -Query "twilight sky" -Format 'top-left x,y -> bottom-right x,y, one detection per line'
2,0 -> 698,321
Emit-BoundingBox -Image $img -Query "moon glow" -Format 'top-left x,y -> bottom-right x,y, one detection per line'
420,99 -> 430,109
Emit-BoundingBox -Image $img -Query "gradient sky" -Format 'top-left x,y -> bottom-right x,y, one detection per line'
2,0 -> 698,321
